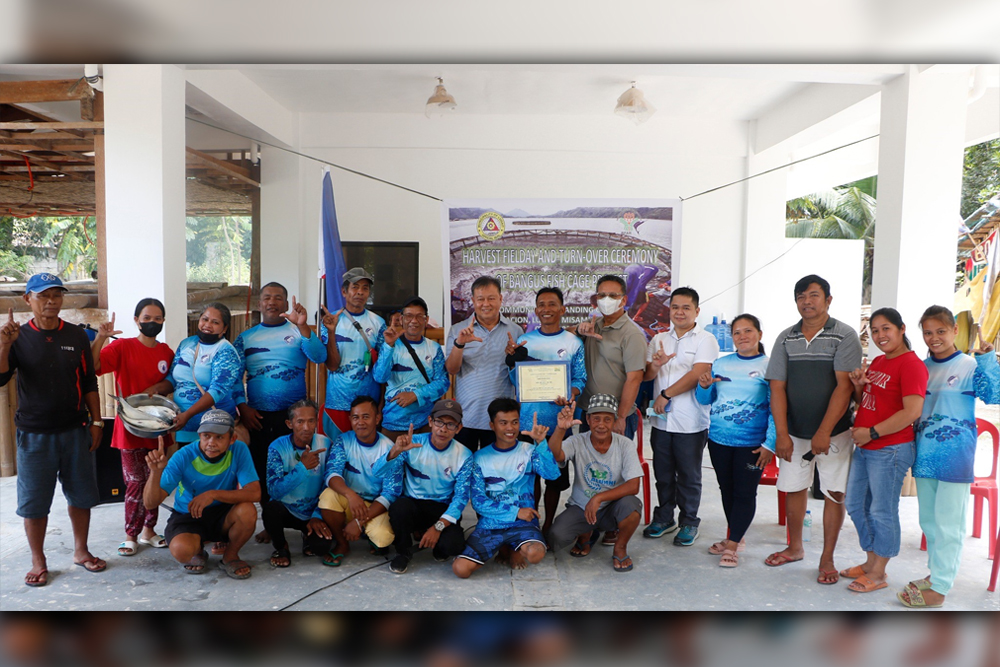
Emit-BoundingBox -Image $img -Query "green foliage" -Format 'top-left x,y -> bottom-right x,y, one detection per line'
185,216 -> 253,285
42,217 -> 97,278
961,138 -> 1000,219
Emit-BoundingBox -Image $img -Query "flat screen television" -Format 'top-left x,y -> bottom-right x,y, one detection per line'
341,242 -> 419,319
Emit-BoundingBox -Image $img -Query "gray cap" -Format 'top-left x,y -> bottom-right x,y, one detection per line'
197,409 -> 235,434
430,398 -> 463,422
343,267 -> 374,285
586,393 -> 619,416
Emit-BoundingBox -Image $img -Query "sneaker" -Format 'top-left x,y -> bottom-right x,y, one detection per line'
673,525 -> 699,547
389,555 -> 409,574
642,521 -> 678,539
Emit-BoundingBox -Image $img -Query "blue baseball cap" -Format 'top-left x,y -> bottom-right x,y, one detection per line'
25,273 -> 67,294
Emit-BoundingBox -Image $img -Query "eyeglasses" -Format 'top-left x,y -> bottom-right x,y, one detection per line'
595,293 -> 623,300
430,418 -> 459,431
402,313 -> 427,321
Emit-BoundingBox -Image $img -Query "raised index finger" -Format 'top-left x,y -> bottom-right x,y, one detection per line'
408,422 -> 414,438
157,435 -> 165,454
7,307 -> 13,323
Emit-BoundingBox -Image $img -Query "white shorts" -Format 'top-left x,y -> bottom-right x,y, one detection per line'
776,430 -> 854,494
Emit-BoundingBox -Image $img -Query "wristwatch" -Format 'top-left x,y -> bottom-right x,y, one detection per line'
92,419 -> 105,429
869,426 -> 880,441
434,520 -> 447,531
454,342 -> 465,349
660,390 -> 672,401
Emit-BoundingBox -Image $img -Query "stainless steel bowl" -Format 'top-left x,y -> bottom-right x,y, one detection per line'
119,393 -> 180,439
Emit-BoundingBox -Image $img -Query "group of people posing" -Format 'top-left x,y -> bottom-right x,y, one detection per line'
3,268 -> 997,608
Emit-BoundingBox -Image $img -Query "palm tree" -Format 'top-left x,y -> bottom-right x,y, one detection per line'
786,186 -> 876,303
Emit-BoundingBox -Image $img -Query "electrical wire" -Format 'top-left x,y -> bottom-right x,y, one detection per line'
698,238 -> 805,306
278,558 -> 390,611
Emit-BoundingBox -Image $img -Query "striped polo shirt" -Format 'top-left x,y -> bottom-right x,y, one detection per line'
764,316 -> 862,439
446,315 -> 524,430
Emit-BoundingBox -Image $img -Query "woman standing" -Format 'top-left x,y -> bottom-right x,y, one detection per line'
92,298 -> 175,557
897,305 -> 999,608
840,308 -> 927,593
695,314 -> 775,567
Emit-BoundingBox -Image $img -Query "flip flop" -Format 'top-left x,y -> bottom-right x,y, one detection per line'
897,587 -> 943,609
612,555 -> 633,573
74,557 -> 107,573
570,532 -> 599,558
219,559 -> 252,580
601,530 -> 619,546
839,564 -> 867,579
24,569 -> 48,587
184,550 -> 208,574
270,548 -> 291,568
137,534 -> 167,548
719,549 -> 739,568
817,569 -> 840,585
848,574 -> 888,593
764,552 -> 803,567
118,541 -> 139,557
322,552 -> 345,567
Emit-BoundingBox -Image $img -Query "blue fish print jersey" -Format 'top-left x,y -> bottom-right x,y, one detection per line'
319,310 -> 386,410
323,430 -> 399,509
372,432 -> 473,523
372,336 -> 449,431
509,329 -> 587,435
232,321 -> 327,412
695,352 -> 776,451
168,336 -> 242,439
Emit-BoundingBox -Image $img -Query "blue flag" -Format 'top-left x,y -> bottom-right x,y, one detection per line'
321,170 -> 347,312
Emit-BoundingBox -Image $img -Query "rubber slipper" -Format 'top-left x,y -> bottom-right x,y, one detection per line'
118,541 -> 139,557
848,574 -> 888,593
322,552 -> 345,567
138,534 -> 167,548
709,539 -> 746,555
839,564 -> 867,579
24,569 -> 48,587
897,587 -> 943,609
906,577 -> 932,592
219,559 -> 252,580
601,530 -> 619,546
612,555 -> 633,573
184,550 -> 208,574
817,569 -> 840,585
570,532 -> 598,557
210,542 -> 228,555
764,552 -> 803,567
74,557 -> 107,573
719,549 -> 739,568
270,549 -> 291,568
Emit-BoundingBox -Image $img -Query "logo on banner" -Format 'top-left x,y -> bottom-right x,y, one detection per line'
477,212 -> 505,241
619,209 -> 642,235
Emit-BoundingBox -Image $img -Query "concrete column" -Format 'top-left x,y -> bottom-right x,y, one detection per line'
872,66 -> 970,354
103,65 -> 187,346
260,145 -> 305,303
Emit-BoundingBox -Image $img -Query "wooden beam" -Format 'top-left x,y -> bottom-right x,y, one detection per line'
0,164 -> 95,172
185,147 -> 259,187
0,131 -> 90,142
0,150 -> 87,180
0,79 -> 93,104
0,122 -> 103,131
0,144 -> 95,152
94,91 -> 107,310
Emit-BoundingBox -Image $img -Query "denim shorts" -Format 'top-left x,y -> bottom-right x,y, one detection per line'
16,427 -> 99,518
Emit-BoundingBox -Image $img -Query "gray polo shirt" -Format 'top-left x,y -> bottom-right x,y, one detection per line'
579,313 -> 648,413
765,316 -> 862,439
445,315 -> 524,430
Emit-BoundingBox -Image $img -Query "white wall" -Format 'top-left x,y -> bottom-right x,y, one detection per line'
297,112 -> 749,328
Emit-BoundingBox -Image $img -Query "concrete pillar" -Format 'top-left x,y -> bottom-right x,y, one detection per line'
871,66 -> 970,354
260,145 -> 305,303
103,65 -> 187,346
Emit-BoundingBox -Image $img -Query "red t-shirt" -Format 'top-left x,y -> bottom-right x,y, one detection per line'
853,350 -> 928,450
98,337 -> 175,450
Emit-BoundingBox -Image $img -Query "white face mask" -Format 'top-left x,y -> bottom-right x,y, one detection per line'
596,297 -> 622,317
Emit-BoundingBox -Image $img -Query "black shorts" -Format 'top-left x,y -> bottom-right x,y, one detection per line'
164,502 -> 234,544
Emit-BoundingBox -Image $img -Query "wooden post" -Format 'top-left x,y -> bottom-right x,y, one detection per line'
250,162 -> 261,327
93,91 -> 107,309
0,379 -> 15,477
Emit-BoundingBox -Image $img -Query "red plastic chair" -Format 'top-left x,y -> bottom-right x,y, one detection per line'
920,419 -> 1000,560
990,522 -> 1000,592
636,413 -> 652,525
758,456 -> 787,526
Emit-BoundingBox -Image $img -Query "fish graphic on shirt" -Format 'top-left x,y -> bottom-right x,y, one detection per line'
405,463 -> 432,480
344,461 -> 362,475
243,347 -> 270,356
484,476 -> 506,486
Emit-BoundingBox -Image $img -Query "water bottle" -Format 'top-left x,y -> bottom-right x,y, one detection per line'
803,510 -> 812,542
706,316 -> 722,348
719,314 -> 734,352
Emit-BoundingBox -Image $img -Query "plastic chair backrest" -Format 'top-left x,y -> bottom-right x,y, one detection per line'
976,418 -> 1000,482
636,412 -> 644,458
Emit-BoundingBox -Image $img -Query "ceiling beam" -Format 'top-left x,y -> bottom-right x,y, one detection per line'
185,147 -> 259,187
0,149 -> 88,180
0,121 -> 103,131
0,79 -> 93,104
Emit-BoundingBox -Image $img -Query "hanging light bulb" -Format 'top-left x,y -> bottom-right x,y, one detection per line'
425,77 -> 457,117
614,82 -> 656,125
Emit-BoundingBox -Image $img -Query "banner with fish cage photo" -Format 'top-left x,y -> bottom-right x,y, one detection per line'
443,198 -> 681,342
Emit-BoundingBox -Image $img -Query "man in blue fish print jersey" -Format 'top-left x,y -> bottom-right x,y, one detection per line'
452,398 -> 562,578
372,296 -> 449,441
316,395 -> 399,566
373,398 -> 472,574
232,282 -> 327,539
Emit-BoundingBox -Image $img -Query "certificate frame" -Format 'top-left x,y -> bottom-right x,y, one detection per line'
515,360 -> 571,403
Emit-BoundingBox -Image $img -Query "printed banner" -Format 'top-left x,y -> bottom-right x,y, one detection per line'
443,198 -> 680,340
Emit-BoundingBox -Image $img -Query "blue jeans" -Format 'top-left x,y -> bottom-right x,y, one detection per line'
844,441 -> 915,558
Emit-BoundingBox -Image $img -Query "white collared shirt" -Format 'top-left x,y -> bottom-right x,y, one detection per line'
646,325 -> 720,433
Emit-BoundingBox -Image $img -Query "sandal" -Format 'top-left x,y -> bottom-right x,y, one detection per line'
74,557 -> 107,573
210,542 -> 228,555
24,569 -> 48,587
839,564 -> 867,579
897,586 -> 943,609
570,532 -> 598,558
219,559 -> 252,580
322,552 -> 345,567
601,530 -> 619,546
907,577 -> 932,592
138,534 -> 167,548
817,569 -> 840,585
118,541 -> 139,557
270,548 -> 291,568
184,550 -> 208,574
709,539 -> 746,555
612,554 -> 633,573
764,552 -> 803,567
848,574 -> 888,593
719,549 -> 739,568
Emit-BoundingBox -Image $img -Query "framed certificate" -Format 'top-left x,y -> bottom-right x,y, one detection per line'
515,361 -> 570,403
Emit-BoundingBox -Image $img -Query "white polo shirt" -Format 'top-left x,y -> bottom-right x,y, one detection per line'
647,325 -> 720,434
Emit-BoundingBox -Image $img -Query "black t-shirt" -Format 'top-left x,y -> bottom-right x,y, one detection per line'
0,319 -> 98,433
